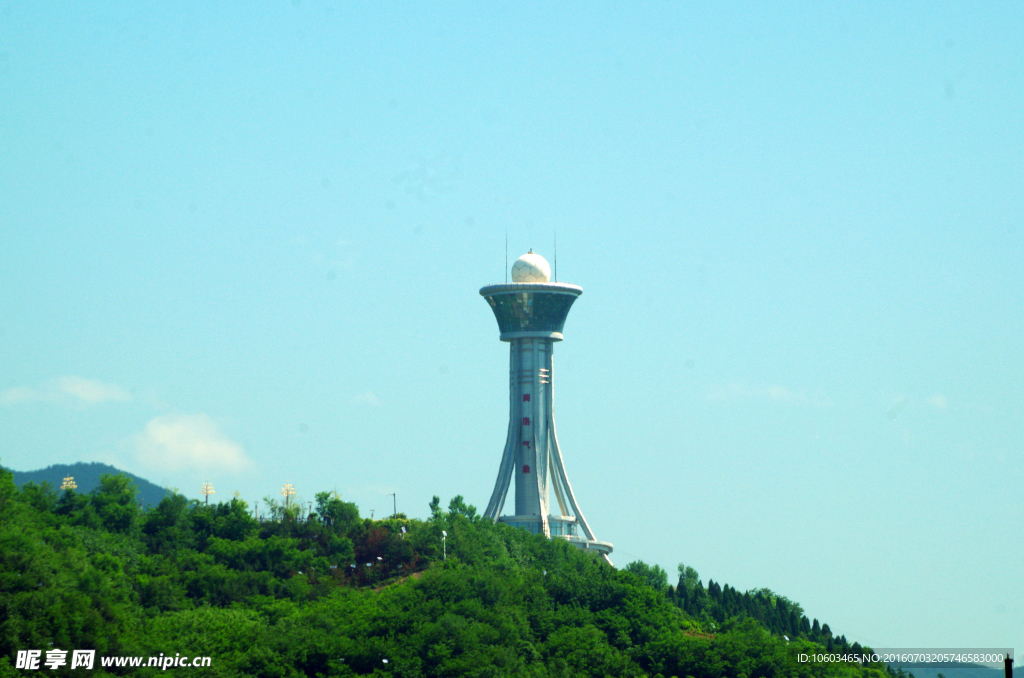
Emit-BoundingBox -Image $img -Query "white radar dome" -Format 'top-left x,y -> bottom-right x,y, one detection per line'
511,250 -> 551,283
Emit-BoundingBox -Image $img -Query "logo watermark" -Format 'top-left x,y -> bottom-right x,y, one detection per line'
794,648 -> 1014,669
15,650 -> 212,671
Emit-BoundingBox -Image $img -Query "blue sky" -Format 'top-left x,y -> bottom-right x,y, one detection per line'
2,0 -> 1021,654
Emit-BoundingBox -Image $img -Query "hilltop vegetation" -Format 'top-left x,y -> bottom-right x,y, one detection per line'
0,467 -> 890,677
3,462 -> 169,508
623,562 -> 862,653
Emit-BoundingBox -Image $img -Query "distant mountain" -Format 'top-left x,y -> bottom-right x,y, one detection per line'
4,461 -> 169,508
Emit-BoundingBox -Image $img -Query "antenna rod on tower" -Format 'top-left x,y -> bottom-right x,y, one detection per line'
554,229 -> 557,282
505,231 -> 508,283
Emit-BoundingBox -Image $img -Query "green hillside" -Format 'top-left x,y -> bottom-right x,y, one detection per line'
0,465 -> 895,677
4,462 -> 169,508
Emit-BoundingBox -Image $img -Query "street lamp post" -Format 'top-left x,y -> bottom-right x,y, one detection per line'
281,483 -> 296,510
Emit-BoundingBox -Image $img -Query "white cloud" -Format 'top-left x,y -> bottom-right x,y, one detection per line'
56,376 -> 131,403
705,382 -> 828,406
1,376 -> 131,406
136,413 -> 250,473
0,386 -> 44,405
351,391 -> 381,406
765,385 -> 802,403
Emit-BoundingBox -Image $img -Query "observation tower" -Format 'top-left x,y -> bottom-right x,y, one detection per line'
480,251 -> 613,563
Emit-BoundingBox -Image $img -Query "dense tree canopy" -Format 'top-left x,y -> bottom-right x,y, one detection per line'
0,467 -> 893,677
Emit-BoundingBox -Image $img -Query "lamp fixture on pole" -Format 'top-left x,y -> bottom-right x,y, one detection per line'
280,483 -> 296,508
200,481 -> 215,505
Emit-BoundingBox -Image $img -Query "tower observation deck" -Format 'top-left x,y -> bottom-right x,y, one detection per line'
480,251 -> 613,563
